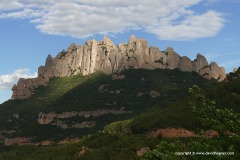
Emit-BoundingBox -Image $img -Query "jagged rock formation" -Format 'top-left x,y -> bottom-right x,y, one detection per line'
12,35 -> 226,100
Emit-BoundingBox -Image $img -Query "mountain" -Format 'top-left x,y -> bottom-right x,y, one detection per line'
1,36 -> 239,160
0,68 -> 239,159
11,35 -> 225,100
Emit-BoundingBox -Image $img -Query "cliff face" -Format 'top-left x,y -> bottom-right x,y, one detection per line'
37,108 -> 131,129
11,35 -> 226,100
11,77 -> 48,100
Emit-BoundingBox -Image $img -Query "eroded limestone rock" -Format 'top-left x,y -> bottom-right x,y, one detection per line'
5,137 -> 32,146
11,77 -> 48,100
12,35 -> 226,100
179,56 -> 193,72
38,108 -> 132,127
193,54 -> 209,72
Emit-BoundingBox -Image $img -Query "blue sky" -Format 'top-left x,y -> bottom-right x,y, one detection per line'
0,0 -> 240,104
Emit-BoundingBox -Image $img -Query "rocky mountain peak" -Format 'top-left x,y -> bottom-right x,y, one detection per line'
129,35 -> 137,43
166,47 -> 174,52
45,55 -> 54,67
11,35 -> 226,100
67,43 -> 77,52
103,36 -> 114,47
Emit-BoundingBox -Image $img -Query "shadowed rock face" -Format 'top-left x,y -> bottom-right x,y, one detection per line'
11,35 -> 226,100
11,77 -> 48,100
38,108 -> 132,129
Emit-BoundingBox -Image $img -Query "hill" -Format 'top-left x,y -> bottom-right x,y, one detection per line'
0,68 -> 239,159
0,68 -> 211,142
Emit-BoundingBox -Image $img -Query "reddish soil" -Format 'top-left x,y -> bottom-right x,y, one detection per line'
148,128 -> 220,138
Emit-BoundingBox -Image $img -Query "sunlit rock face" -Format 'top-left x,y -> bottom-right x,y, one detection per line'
12,35 -> 226,100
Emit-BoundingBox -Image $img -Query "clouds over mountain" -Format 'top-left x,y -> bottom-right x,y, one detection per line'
0,69 -> 37,90
0,0 -> 225,40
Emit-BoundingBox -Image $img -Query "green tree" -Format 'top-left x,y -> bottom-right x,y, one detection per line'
189,85 -> 240,134
145,85 -> 240,160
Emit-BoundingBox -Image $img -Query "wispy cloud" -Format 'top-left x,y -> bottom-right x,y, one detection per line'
219,59 -> 240,67
0,0 -> 225,40
0,8 -> 44,19
147,10 -> 224,40
205,51 -> 240,59
0,69 -> 37,90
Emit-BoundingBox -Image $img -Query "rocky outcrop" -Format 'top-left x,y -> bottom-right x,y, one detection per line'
5,137 -> 32,146
38,108 -> 132,129
149,90 -> 160,98
98,85 -> 106,93
55,120 -> 96,129
197,61 -> 225,81
4,138 -> 79,146
13,113 -> 19,119
137,147 -> 150,157
58,138 -> 80,145
193,54 -> 209,72
179,56 -> 193,72
112,74 -> 125,80
11,77 -> 48,100
12,35 -> 226,100
136,92 -> 144,97
36,140 -> 54,146
166,47 -> 181,69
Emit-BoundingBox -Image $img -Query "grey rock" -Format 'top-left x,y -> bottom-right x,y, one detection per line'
193,54 -> 209,72
166,47 -> 181,69
11,35 -> 226,100
137,147 -> 150,157
179,56 -> 193,72
149,90 -> 160,98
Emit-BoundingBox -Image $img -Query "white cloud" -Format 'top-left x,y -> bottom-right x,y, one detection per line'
0,0 -> 23,11
0,0 -> 225,40
147,10 -> 225,40
0,8 -> 44,19
0,69 -> 37,90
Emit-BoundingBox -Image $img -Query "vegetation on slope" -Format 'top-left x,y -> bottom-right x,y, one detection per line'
0,68 -> 239,159
0,69 -> 211,141
144,86 -> 240,160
